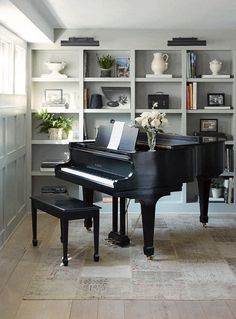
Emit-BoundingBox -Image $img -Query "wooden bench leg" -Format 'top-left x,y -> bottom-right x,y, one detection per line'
31,202 -> 38,247
61,219 -> 69,266
93,212 -> 99,262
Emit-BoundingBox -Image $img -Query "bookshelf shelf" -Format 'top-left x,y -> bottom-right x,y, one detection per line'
29,45 -> 236,208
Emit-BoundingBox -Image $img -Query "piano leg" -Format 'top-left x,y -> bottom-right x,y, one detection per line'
139,198 -> 158,258
197,176 -> 211,226
83,187 -> 94,230
108,197 -> 130,247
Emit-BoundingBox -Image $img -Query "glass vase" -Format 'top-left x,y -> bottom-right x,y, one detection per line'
146,131 -> 156,151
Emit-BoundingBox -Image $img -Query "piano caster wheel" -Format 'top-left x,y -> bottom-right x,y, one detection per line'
62,258 -> 68,266
147,256 -> 153,261
32,239 -> 38,246
93,254 -> 99,262
202,223 -> 208,228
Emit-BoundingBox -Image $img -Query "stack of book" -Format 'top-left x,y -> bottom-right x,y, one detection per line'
186,51 -> 197,78
145,74 -> 172,78
186,82 -> 197,110
224,178 -> 234,204
40,159 -> 67,172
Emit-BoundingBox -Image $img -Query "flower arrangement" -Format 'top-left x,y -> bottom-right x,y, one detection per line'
135,110 -> 168,133
135,110 -> 168,151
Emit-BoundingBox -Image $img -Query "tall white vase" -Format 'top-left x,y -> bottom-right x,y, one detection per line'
151,52 -> 169,75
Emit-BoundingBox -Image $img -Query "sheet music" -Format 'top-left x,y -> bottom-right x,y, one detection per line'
107,121 -> 125,150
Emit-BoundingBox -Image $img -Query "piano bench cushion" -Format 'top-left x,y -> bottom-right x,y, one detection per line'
30,194 -> 100,220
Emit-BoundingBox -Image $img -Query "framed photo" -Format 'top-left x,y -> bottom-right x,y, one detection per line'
202,136 -> 217,143
115,57 -> 130,78
200,119 -> 218,132
44,89 -> 63,104
207,93 -> 225,106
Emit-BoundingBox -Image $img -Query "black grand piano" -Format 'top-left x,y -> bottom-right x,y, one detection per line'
55,124 -> 225,258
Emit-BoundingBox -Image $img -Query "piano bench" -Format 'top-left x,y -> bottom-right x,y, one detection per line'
30,194 -> 100,266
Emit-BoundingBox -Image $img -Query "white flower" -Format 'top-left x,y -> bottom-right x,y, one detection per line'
135,110 -> 168,132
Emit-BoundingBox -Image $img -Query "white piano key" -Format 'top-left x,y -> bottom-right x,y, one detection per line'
61,167 -> 115,188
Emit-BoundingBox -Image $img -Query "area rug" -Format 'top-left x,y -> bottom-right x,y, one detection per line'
24,213 -> 236,300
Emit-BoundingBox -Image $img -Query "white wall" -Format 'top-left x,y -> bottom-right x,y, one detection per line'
0,26 -> 27,248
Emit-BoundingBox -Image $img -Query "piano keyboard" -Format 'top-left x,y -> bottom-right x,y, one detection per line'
61,167 -> 115,188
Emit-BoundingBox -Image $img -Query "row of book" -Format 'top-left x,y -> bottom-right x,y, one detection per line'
186,82 -> 197,110
224,178 -> 234,204
186,51 -> 197,78
225,145 -> 234,172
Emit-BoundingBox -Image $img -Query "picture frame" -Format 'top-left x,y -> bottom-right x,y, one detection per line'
200,119 -> 218,132
207,93 -> 225,106
44,89 -> 63,105
202,136 -> 217,143
115,57 -> 130,78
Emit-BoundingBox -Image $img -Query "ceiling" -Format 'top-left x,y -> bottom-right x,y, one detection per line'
1,0 -> 236,43
42,0 -> 236,30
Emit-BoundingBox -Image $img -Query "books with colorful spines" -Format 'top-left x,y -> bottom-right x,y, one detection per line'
201,74 -> 231,78
186,84 -> 190,110
192,82 -> 197,109
189,83 -> 193,109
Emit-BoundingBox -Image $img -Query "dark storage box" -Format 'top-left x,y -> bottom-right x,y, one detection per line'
148,94 -> 169,109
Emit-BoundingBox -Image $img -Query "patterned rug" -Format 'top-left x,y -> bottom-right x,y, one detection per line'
24,213 -> 236,300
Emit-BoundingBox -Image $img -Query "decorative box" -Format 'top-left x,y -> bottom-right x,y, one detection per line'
148,93 -> 169,109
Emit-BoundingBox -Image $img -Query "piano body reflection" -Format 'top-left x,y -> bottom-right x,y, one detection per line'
55,125 -> 225,258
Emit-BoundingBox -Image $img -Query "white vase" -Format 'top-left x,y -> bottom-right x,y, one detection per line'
212,188 -> 222,198
48,128 -> 63,140
209,59 -> 222,76
151,52 -> 169,75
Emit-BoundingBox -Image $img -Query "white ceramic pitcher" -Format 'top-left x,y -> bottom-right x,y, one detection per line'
151,52 -> 169,75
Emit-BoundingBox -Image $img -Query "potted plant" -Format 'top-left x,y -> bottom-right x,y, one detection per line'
96,54 -> 115,77
211,180 -> 223,198
35,109 -> 73,140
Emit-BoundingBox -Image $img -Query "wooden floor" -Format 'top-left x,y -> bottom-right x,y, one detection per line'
0,213 -> 236,319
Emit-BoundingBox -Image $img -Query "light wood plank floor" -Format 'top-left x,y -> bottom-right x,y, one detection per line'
0,214 -> 235,319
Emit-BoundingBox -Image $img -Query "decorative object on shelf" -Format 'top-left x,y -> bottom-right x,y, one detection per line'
41,62 -> 68,78
209,59 -> 222,76
44,89 -> 63,104
115,57 -> 130,77
167,37 -> 207,46
148,92 -> 169,109
207,93 -> 225,106
41,185 -> 67,193
34,109 -> 73,140
200,118 -> 218,132
96,54 -> 115,77
151,52 -> 169,75
135,111 -> 168,151
42,89 -> 70,109
89,94 -> 103,109
101,87 -> 130,109
211,179 -> 223,198
61,37 -> 99,46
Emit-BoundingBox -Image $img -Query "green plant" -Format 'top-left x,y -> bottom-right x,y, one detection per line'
211,179 -> 222,189
96,54 -> 115,69
34,109 -> 73,135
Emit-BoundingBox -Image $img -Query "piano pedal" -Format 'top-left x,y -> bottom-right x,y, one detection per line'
108,231 -> 130,247
202,223 -> 208,228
